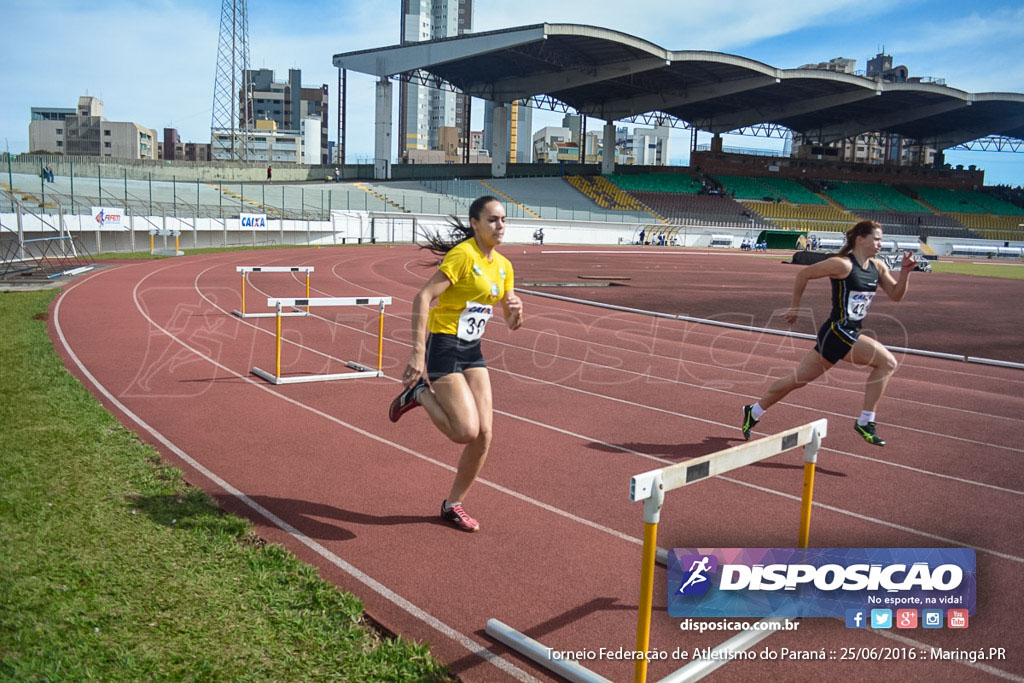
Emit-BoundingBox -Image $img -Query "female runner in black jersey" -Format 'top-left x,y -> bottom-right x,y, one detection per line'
741,220 -> 917,446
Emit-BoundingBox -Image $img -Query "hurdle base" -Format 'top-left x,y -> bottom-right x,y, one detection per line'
231,308 -> 310,319
252,363 -> 383,385
151,249 -> 185,256
485,619 -> 611,683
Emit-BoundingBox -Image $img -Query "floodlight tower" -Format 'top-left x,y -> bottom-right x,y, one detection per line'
210,0 -> 253,161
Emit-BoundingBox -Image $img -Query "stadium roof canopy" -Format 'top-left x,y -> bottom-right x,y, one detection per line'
334,23 -> 1024,149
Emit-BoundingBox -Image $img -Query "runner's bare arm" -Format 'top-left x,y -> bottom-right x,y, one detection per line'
502,290 -> 523,330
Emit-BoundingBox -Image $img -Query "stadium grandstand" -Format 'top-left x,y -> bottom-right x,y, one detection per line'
4,23 -> 1023,269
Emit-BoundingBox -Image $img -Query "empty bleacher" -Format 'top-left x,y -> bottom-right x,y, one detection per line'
823,181 -> 929,213
486,177 -> 648,222
754,176 -> 828,205
713,174 -> 781,200
913,186 -> 1024,215
741,200 -> 852,233
630,191 -> 772,227
605,173 -> 702,194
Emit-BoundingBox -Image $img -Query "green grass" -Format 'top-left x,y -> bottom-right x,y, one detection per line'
0,290 -> 452,681
929,260 -> 1024,279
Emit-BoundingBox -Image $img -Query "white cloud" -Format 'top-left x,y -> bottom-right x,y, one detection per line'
473,0 -> 868,51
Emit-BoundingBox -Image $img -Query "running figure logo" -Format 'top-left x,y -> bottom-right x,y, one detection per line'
677,554 -> 718,596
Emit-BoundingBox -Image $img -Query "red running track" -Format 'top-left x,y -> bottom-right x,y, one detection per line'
50,246 -> 1024,682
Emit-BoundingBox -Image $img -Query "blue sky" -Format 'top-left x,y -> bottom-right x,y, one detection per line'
2,0 -> 1022,183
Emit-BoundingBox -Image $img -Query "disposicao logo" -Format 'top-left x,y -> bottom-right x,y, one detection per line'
667,548 -> 975,619
675,555 -> 717,596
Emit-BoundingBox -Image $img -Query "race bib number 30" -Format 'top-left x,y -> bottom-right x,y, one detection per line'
846,291 -> 875,321
457,303 -> 492,342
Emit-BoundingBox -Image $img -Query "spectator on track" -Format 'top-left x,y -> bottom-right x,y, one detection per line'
740,220 -> 918,448
388,195 -> 524,532
638,228 -> 646,246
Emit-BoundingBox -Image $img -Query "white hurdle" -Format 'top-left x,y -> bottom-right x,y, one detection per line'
251,295 -> 392,385
486,419 -> 828,683
231,266 -> 314,318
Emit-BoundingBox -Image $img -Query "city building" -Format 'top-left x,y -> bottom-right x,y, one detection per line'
211,118 -> 318,164
159,128 -> 211,161
405,125 -> 489,163
29,96 -> 156,159
482,99 -> 532,163
31,106 -> 75,122
242,68 -> 329,164
790,53 -> 938,167
398,0 -> 472,160
616,123 -> 670,165
533,114 -> 608,164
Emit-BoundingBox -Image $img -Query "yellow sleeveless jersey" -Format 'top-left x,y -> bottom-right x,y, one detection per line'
428,238 -> 515,337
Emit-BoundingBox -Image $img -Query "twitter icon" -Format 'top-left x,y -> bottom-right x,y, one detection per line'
870,609 -> 893,629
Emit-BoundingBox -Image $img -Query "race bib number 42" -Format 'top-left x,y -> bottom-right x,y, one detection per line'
846,291 -> 875,321
457,303 -> 493,342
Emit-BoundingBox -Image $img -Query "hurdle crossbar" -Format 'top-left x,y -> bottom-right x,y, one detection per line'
232,266 -> 314,318
629,418 -> 827,683
251,295 -> 392,385
484,420 -> 826,683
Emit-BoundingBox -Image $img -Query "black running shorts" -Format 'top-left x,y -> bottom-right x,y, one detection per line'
814,319 -> 860,365
425,333 -> 486,381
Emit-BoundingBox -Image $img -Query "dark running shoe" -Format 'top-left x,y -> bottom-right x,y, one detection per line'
741,404 -> 759,441
388,378 -> 427,423
854,421 -> 886,447
441,500 -> 479,532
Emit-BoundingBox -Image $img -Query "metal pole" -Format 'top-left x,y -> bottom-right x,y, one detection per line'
70,160 -> 74,213
7,153 -> 14,211
149,172 -> 152,215
16,204 -> 25,261
173,176 -> 177,218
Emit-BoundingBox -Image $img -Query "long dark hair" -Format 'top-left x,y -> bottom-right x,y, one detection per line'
838,220 -> 880,257
421,195 -> 502,257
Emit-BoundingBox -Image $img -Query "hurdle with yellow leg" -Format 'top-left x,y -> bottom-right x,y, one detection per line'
484,419 -> 826,683
629,418 -> 826,683
231,266 -> 313,318
251,295 -> 391,385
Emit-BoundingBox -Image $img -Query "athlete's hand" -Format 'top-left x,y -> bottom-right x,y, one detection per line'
401,352 -> 425,388
901,250 -> 919,271
504,292 -> 523,330
783,308 -> 800,325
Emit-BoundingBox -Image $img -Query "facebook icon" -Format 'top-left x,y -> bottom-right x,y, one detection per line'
845,609 -> 867,629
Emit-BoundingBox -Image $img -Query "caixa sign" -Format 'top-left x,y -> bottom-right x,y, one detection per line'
240,213 -> 267,229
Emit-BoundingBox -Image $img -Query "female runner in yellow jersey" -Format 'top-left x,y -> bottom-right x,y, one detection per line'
389,196 -> 523,532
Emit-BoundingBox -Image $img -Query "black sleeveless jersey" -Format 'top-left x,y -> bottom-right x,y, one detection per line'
829,254 -> 879,329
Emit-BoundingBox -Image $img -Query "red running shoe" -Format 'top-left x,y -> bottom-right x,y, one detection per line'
389,378 -> 427,423
441,500 -> 479,532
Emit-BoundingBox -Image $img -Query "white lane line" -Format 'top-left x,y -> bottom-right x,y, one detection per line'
322,262 -> 1024,455
62,254 -> 1024,683
198,260 -> 1024,556
54,267 -> 540,683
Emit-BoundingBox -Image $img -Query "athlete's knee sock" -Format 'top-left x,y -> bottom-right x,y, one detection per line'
751,402 -> 766,420
858,410 -> 876,426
